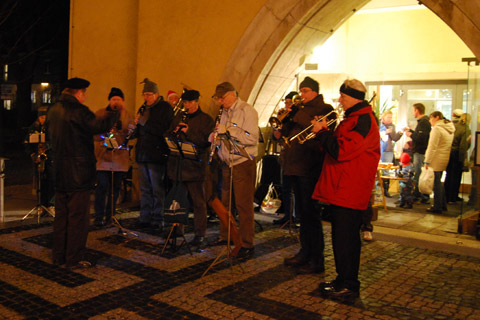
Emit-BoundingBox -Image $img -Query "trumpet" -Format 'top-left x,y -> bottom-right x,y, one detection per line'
268,94 -> 302,129
287,109 -> 338,145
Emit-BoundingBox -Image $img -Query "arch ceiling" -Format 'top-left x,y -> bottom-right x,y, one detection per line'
220,0 -> 480,127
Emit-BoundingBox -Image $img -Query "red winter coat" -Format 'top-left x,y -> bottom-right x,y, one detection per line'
312,101 -> 380,210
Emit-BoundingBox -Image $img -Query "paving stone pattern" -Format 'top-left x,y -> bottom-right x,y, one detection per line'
0,217 -> 479,319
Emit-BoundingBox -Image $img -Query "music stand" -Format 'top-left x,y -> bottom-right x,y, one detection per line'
101,139 -> 138,238
161,135 -> 198,254
202,132 -> 253,277
23,133 -> 54,223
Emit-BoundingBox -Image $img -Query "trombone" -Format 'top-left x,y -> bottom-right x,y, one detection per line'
287,109 -> 338,145
268,94 -> 302,129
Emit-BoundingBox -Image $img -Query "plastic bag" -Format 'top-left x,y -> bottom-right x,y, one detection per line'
260,183 -> 282,214
418,166 -> 434,195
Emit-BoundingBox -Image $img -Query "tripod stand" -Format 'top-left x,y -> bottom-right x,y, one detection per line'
98,147 -> 137,237
23,159 -> 55,223
202,133 -> 252,277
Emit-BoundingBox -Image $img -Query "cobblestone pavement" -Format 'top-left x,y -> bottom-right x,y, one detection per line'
0,213 -> 479,320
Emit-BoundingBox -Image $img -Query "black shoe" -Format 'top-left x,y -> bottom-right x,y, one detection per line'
135,221 -> 150,229
396,202 -> 405,208
273,216 -> 289,225
404,203 -> 413,209
67,260 -> 94,269
190,236 -> 204,246
151,224 -> 164,233
295,261 -> 325,274
52,258 -> 65,266
326,287 -> 359,301
318,281 -> 340,291
384,191 -> 392,198
284,251 -> 309,267
93,222 -> 104,229
421,198 -> 430,204
236,246 -> 255,259
426,207 -> 442,214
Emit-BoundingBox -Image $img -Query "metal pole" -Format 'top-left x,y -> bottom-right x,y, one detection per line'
0,158 -> 7,223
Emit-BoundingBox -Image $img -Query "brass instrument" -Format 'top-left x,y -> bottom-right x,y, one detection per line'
173,98 -> 185,117
287,110 -> 338,145
208,106 -> 224,164
268,94 -> 302,129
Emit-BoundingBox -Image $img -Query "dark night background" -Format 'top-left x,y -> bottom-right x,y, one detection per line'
0,0 -> 69,185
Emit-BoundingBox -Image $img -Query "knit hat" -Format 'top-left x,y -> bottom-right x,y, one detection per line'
452,109 -> 464,118
285,91 -> 298,100
181,89 -> 200,101
140,78 -> 159,93
339,83 -> 366,100
37,106 -> 48,117
213,82 -> 236,98
108,87 -> 124,100
64,77 -> 90,89
167,90 -> 179,101
299,77 -> 319,93
400,152 -> 411,165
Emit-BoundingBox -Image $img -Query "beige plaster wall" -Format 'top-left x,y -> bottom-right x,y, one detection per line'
70,0 -> 267,116
69,0 -> 138,113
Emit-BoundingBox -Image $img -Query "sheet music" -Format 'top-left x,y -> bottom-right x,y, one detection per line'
28,133 -> 45,143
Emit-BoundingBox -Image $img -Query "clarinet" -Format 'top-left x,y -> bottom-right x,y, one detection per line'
208,106 -> 224,164
122,103 -> 144,148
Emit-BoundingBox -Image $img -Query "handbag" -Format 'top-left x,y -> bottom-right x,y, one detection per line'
260,182 -> 282,215
418,166 -> 434,195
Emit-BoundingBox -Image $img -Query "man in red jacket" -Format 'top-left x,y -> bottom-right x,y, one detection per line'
311,79 -> 380,300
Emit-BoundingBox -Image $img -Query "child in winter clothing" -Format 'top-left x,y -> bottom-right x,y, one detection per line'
397,152 -> 415,209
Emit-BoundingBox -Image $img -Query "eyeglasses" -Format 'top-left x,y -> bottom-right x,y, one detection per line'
143,93 -> 155,97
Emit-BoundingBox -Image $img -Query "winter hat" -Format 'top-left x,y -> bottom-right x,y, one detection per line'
299,77 -> 319,93
140,78 -> 159,93
452,109 -> 464,118
400,152 -> 411,165
108,87 -> 124,100
181,89 -> 200,101
37,106 -> 48,117
285,91 -> 298,100
64,77 -> 90,89
213,82 -> 236,98
167,90 -> 179,101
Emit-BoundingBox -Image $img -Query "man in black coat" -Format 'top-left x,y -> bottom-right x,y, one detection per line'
405,103 -> 431,203
166,89 -> 214,246
280,77 -> 336,274
47,77 -> 119,268
135,78 -> 174,232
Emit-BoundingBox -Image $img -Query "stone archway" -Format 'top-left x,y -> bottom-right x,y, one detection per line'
221,0 -> 480,125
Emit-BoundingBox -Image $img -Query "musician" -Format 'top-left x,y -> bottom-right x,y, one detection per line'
47,77 -> 119,268
135,78 -> 174,232
272,91 -> 297,225
282,77 -> 335,274
166,90 -> 180,108
210,82 -> 259,258
166,89 -> 214,246
312,79 -> 380,300
25,105 -> 55,213
93,87 -> 133,228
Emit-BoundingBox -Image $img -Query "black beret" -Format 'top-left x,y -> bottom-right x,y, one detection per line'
285,91 -> 298,100
108,87 -> 124,100
181,89 -> 200,101
299,76 -> 319,93
64,77 -> 90,89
